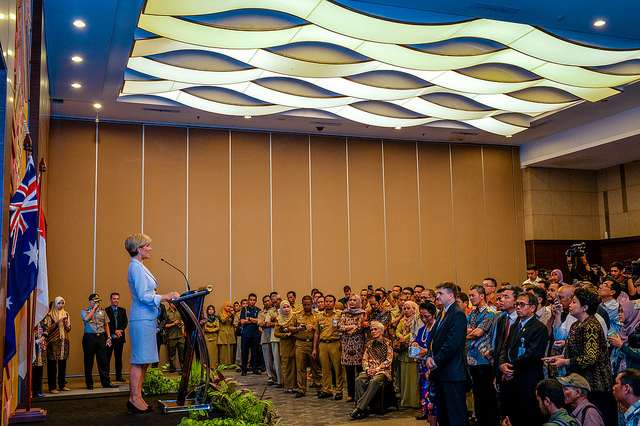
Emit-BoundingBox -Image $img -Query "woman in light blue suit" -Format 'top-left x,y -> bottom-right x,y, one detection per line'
125,233 -> 179,413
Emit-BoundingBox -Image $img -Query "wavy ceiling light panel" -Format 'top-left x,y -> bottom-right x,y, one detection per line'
119,0 -> 640,136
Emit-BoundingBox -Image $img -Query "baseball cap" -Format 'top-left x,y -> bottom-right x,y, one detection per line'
89,294 -> 102,302
557,373 -> 591,392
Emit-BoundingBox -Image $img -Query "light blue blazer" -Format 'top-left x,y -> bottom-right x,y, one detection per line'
128,258 -> 162,321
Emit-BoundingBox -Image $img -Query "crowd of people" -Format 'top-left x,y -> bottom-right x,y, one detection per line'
30,235 -> 640,425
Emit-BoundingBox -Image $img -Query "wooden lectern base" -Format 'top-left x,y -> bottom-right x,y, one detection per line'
9,408 -> 47,424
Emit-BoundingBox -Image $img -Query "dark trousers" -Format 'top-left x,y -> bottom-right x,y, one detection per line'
241,335 -> 260,373
82,333 -> 110,387
106,338 -> 125,379
345,364 -> 363,398
432,379 -> 469,426
47,359 -> 67,391
469,365 -> 499,426
32,365 -> 44,396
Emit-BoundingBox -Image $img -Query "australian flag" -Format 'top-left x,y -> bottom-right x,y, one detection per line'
4,156 -> 39,366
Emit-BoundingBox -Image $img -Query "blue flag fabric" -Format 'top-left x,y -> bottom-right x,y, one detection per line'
4,156 -> 39,366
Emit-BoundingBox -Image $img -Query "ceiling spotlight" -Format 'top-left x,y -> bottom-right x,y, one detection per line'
93,103 -> 102,109
71,56 -> 83,63
593,19 -> 606,27
73,20 -> 86,28
395,126 -> 402,130
71,83 -> 82,88
505,135 -> 513,138
244,115 -> 252,119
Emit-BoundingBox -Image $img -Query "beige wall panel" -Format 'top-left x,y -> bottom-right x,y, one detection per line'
483,146 -> 520,285
418,143 -> 455,288
451,145 -> 487,288
142,126 -> 188,296
272,134 -> 312,297
93,122 -> 143,374
47,119 -> 97,375
383,141 -> 421,286
310,136 -> 350,298
188,128 -> 231,307
511,148 -> 527,283
348,139 -> 386,288
230,131 -> 271,300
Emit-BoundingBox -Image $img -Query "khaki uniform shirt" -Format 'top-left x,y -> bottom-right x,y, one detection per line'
166,308 -> 184,339
293,310 -> 317,341
315,310 -> 341,341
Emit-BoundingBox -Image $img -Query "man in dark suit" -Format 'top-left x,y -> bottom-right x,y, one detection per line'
105,292 -> 128,382
499,291 -> 548,426
426,282 -> 469,426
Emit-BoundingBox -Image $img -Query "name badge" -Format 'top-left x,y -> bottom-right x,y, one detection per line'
333,319 -> 337,327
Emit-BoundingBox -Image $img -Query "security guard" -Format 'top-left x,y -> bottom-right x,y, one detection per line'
292,295 -> 321,398
313,294 -> 344,400
81,294 -> 116,390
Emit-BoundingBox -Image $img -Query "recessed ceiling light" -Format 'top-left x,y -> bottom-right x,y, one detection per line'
506,135 -> 513,138
244,115 -> 252,119
71,83 -> 82,88
593,19 -> 606,27
395,126 -> 402,130
73,20 -> 86,28
71,56 -> 83,63
93,103 -> 102,109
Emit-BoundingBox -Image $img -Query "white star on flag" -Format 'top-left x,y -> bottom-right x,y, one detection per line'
25,241 -> 38,265
6,296 -> 11,311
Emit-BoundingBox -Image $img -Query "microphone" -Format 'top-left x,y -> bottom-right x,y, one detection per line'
161,258 -> 191,293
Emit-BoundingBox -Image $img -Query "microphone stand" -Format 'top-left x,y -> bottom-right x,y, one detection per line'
161,258 -> 191,293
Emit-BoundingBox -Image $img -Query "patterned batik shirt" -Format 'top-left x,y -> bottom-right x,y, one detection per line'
466,304 -> 495,366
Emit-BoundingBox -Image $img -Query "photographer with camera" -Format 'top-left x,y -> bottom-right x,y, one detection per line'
566,243 -> 598,285
612,261 -> 640,300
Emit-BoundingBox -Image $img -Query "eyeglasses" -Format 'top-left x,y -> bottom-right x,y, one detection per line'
515,302 -> 535,308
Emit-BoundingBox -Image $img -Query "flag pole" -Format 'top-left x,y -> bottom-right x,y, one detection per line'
8,132 -> 46,423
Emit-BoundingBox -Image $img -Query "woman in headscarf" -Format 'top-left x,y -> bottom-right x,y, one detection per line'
217,302 -> 236,366
274,301 -> 297,393
609,300 -> 640,373
44,296 -> 71,394
395,300 -> 420,408
203,305 -> 220,369
338,294 -> 366,402
550,269 -> 567,285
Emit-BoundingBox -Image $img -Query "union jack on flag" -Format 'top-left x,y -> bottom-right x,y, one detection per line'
4,155 -> 39,366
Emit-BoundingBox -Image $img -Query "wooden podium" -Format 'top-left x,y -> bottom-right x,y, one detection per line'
159,286 -> 212,413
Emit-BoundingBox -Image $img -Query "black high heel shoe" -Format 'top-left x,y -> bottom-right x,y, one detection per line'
127,400 -> 153,414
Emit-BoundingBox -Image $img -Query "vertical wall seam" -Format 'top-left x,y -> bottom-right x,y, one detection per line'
229,130 -> 232,300
481,147 -> 489,274
308,135 -> 314,291
186,128 -> 189,280
620,164 -> 628,213
416,142 -> 424,286
141,125 -> 145,232
449,145 -> 457,283
92,118 -> 99,292
381,140 -> 389,290
270,133 -> 274,292
345,138 -> 352,286
511,148 -> 522,277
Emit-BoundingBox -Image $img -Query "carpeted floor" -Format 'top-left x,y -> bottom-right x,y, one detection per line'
16,370 -> 426,425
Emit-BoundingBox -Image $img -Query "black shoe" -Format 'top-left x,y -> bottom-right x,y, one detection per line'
236,368 -> 242,373
335,393 -> 343,400
87,385 -> 94,390
127,401 -> 153,414
295,392 -> 305,398
416,414 -> 430,420
350,408 -> 363,420
103,383 -> 117,388
267,380 -> 275,386
241,371 -> 247,376
362,407 -> 370,419
115,377 -> 125,382
318,391 -> 332,399
253,370 -> 261,375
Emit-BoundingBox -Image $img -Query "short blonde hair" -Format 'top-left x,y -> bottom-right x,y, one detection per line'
125,233 -> 151,257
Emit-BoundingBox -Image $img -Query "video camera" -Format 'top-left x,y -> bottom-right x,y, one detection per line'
624,259 -> 640,278
567,242 -> 587,258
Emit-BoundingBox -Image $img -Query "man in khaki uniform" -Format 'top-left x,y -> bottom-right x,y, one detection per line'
313,294 -> 344,400
287,291 -> 303,314
292,296 -> 321,398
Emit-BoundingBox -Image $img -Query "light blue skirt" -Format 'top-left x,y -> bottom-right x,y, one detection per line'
129,319 -> 159,364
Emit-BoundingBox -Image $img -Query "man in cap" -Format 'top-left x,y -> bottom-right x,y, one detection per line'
558,373 -> 604,426
81,294 -> 117,390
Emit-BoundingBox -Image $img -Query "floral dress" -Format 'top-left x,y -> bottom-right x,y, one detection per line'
415,323 -> 436,416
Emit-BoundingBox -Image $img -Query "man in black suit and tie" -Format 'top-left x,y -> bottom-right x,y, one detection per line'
499,291 -> 547,426
426,282 -> 469,426
105,292 -> 128,382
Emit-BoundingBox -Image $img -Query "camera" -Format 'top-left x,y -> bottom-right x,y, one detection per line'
567,242 -> 587,258
624,259 -> 640,278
